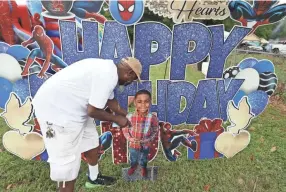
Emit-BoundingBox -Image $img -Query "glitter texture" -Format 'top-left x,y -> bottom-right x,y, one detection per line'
187,79 -> 220,124
114,82 -> 137,111
12,78 -> 31,104
151,80 -> 170,122
171,23 -> 211,80
29,74 -> 50,98
207,26 -> 250,78
60,20 -> 99,65
217,79 -> 244,121
100,21 -> 132,64
166,81 -> 196,125
134,22 -> 172,80
247,90 -> 269,116
0,77 -> 13,109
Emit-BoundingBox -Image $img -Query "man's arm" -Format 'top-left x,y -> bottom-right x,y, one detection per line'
87,104 -> 130,127
106,98 -> 128,116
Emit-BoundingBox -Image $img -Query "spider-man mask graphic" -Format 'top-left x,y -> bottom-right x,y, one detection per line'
118,0 -> 135,21
109,0 -> 144,26
34,26 -> 44,39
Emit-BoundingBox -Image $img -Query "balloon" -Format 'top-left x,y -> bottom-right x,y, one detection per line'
0,78 -> 13,109
247,90 -> 269,116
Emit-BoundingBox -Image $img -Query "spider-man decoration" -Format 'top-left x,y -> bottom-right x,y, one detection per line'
159,122 -> 197,161
82,131 -> 113,162
109,0 -> 144,26
31,13 -> 44,28
71,0 -> 107,24
21,25 -> 67,79
229,0 -> 286,33
117,0 -> 135,21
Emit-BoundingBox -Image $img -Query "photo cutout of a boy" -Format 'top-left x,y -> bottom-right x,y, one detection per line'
122,90 -> 159,178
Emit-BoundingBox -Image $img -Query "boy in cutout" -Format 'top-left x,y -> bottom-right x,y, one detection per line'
122,90 -> 159,178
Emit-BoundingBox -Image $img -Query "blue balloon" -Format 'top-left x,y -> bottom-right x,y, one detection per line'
6,45 -> 30,61
247,90 -> 269,116
12,78 -> 31,104
253,60 -> 275,73
238,58 -> 258,69
232,90 -> 246,107
0,42 -> 9,53
0,78 -> 13,109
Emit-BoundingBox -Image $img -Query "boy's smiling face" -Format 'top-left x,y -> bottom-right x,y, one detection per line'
134,93 -> 151,115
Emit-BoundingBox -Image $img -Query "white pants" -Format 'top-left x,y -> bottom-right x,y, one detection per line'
38,118 -> 99,182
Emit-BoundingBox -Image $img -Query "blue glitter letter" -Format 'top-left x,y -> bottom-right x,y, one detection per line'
60,21 -> 99,65
217,79 -> 244,121
166,82 -> 196,125
171,23 -> 212,80
187,80 -> 220,124
207,26 -> 250,78
114,82 -> 137,111
151,80 -> 170,121
138,81 -> 152,93
100,21 -> 132,64
134,22 -> 172,80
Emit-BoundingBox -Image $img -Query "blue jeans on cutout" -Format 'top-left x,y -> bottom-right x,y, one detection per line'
129,147 -> 150,168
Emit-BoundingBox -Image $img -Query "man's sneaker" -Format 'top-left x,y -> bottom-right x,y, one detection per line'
141,167 -> 147,178
127,165 -> 137,176
85,173 -> 116,188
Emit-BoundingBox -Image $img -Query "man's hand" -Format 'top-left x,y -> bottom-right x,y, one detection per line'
106,99 -> 127,116
114,115 -> 131,128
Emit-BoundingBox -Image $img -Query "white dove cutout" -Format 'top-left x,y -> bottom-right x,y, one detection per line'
0,92 -> 34,134
227,96 -> 254,134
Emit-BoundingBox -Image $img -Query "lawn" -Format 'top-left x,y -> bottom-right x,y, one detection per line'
0,51 -> 285,192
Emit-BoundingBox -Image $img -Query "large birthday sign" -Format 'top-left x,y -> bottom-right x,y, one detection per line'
0,0 -> 281,164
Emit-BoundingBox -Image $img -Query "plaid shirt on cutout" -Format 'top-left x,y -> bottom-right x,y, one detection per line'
122,112 -> 159,149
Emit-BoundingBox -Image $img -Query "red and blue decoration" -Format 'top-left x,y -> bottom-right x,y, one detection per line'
223,58 -> 278,116
109,0 -> 144,26
188,119 -> 224,160
41,0 -> 74,16
228,0 -> 286,33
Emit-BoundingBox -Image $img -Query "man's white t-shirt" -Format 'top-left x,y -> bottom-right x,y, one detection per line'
33,58 -> 118,127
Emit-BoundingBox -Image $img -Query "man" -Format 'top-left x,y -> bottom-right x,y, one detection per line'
33,57 -> 142,191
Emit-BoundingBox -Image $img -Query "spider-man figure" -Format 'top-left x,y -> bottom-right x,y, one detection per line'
229,0 -> 286,33
0,0 -> 17,45
159,122 -> 197,161
31,13 -> 44,28
71,0 -> 107,23
97,131 -> 113,160
21,25 -> 67,79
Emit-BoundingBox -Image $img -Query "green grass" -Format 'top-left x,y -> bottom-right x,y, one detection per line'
0,52 -> 286,192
